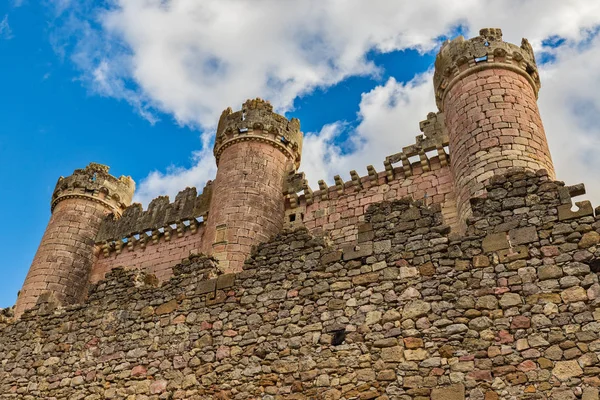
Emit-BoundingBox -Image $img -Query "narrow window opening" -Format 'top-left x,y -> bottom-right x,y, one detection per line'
474,55 -> 488,63
331,329 -> 346,346
91,173 -> 97,182
484,40 -> 490,47
215,224 -> 227,244
242,110 -> 246,121
289,214 -> 296,222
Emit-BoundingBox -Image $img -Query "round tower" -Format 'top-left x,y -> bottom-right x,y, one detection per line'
434,28 -> 555,223
203,98 -> 303,272
14,163 -> 134,318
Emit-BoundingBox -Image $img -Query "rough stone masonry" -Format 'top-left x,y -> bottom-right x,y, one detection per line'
2,28 -> 598,399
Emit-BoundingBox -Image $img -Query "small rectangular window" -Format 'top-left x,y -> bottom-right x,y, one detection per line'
215,224 -> 227,244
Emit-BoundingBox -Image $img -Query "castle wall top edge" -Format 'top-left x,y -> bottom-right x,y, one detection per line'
214,98 -> 303,167
52,162 -> 136,214
433,28 -> 540,110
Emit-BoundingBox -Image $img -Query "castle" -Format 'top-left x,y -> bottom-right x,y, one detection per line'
1,28 -> 598,400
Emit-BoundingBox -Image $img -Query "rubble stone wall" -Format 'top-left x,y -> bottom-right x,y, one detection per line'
1,169 -> 599,400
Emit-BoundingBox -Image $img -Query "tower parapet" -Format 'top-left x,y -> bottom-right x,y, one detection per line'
215,98 -> 302,168
203,98 -> 303,272
14,163 -> 135,318
51,162 -> 134,215
434,28 -> 540,110
434,28 -> 555,225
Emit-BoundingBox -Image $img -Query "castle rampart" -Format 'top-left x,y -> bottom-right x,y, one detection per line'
4,31 -> 596,399
14,29 -> 564,317
2,169 -> 599,399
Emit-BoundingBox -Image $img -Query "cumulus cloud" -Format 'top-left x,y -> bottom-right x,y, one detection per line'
538,29 -> 600,204
47,0 -> 600,205
301,73 -> 435,186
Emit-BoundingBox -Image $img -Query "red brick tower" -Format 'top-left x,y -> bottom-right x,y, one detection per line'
14,163 -> 134,318
203,98 -> 303,272
434,28 -> 555,223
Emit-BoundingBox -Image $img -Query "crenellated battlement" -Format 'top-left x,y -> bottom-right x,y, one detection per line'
215,98 -> 303,168
284,112 -> 450,211
52,162 -> 135,215
96,182 -> 212,246
434,28 -> 539,110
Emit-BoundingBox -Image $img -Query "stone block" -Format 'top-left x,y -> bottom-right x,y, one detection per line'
582,388 -> 599,400
482,232 -> 510,252
473,255 -> 490,268
509,226 -> 538,245
552,360 -> 583,381
381,346 -> 404,362
431,384 -> 465,400
321,250 -> 343,264
197,279 -> 217,295
558,201 -> 594,221
357,222 -> 374,243
155,299 -> 178,315
497,246 -> 528,263
373,240 -> 392,254
343,243 -> 373,260
216,274 -> 236,289
352,273 -> 380,286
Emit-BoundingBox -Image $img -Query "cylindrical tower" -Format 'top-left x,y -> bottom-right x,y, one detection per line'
15,163 -> 134,318
203,98 -> 303,272
434,28 -> 555,223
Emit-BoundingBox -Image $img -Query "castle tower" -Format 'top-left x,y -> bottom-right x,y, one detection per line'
434,28 -> 555,223
14,163 -> 134,318
203,98 -> 302,272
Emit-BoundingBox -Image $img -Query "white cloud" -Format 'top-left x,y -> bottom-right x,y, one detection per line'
134,146 -> 217,205
47,0 -> 600,206
0,15 -> 13,40
302,73 -> 435,186
538,30 -> 600,205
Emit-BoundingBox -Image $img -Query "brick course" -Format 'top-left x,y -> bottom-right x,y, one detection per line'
14,198 -> 108,318
202,140 -> 294,272
444,68 -> 554,223
291,157 -> 458,246
92,225 -> 205,283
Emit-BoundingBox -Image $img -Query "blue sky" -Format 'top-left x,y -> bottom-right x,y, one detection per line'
1,1 -> 600,308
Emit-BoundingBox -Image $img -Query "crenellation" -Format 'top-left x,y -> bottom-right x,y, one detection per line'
215,97 -> 302,168
51,162 -> 135,215
96,182 -> 212,244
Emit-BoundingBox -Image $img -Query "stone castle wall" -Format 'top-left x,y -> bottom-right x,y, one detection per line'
286,156 -> 457,247
91,225 -> 205,283
2,169 -> 599,400
91,157 -> 456,287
